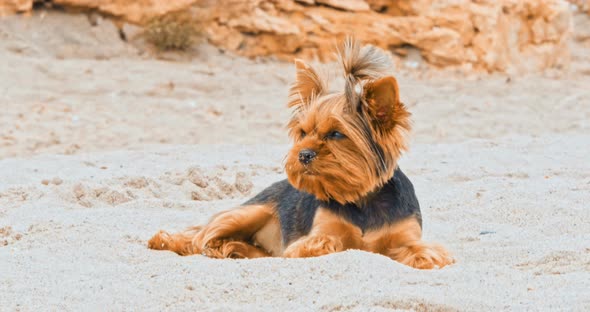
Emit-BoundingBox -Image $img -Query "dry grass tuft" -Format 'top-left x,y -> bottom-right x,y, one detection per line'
144,11 -> 201,51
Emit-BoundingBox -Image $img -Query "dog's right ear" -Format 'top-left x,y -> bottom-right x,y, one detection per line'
288,59 -> 326,109
363,76 -> 410,132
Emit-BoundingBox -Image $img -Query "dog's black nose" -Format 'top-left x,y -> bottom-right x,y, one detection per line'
298,149 -> 317,164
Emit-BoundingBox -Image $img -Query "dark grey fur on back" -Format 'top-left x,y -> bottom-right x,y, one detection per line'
244,167 -> 421,245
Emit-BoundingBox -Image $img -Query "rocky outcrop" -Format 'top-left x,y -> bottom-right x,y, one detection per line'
196,0 -> 572,72
52,0 -> 196,23
0,0 -> 196,22
0,0 -> 32,16
1,0 -> 574,72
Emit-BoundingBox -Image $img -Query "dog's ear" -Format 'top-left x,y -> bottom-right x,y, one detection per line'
363,76 -> 409,131
288,59 -> 325,109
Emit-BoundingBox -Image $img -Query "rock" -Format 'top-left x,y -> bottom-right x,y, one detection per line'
316,0 -> 370,12
195,0 -> 572,72
2,0 -> 573,72
52,0 -> 199,23
366,0 -> 430,16
0,0 -> 32,16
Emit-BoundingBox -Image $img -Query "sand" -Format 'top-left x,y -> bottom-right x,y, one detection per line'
1,10 -> 589,311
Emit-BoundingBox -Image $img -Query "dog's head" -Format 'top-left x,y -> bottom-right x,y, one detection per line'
284,39 -> 411,204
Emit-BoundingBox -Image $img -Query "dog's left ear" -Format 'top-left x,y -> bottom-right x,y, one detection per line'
363,76 -> 407,131
288,59 -> 325,109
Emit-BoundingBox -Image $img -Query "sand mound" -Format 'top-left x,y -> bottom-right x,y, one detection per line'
1,138 -> 589,310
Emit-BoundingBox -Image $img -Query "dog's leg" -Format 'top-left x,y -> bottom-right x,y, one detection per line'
201,240 -> 271,259
283,208 -> 363,258
148,204 -> 277,258
363,217 -> 455,269
148,226 -> 203,256
149,204 -> 277,258
195,204 -> 276,251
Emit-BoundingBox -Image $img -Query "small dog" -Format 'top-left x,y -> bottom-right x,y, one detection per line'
148,38 -> 454,269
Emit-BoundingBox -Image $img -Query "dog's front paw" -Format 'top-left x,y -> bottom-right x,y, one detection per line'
400,244 -> 455,269
283,235 -> 343,258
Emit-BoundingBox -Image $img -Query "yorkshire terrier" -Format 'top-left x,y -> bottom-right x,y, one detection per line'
148,38 -> 454,269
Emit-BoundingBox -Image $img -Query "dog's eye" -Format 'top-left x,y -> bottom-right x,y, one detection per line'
300,130 -> 306,138
326,131 -> 345,140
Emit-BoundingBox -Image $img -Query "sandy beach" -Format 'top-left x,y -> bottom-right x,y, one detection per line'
1,10 -> 589,311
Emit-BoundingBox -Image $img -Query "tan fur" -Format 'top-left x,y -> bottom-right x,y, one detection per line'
283,208 -> 363,258
148,204 -> 278,259
148,226 -> 202,256
201,239 -> 270,259
288,59 -> 326,110
363,218 -> 455,269
197,204 -> 274,248
252,214 -> 283,256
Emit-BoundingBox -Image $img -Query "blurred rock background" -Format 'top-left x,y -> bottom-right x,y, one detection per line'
2,0 -> 589,73
0,0 -> 589,158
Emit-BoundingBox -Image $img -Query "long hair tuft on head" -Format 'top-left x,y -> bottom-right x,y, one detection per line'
336,37 -> 392,108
